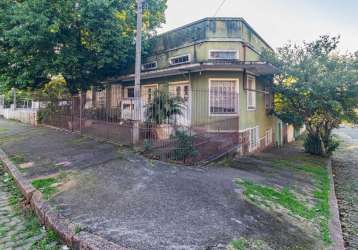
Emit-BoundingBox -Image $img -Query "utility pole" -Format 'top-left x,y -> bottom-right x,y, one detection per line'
133,0 -> 144,143
135,0 -> 144,98
12,87 -> 16,110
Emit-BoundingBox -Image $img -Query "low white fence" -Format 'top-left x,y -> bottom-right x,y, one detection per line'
0,108 -> 38,126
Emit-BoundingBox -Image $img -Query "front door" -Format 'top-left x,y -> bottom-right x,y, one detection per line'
169,82 -> 191,127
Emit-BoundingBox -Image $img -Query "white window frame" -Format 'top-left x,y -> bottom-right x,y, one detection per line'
169,54 -> 191,66
249,126 -> 260,152
168,81 -> 191,98
208,78 -> 240,117
208,49 -> 239,60
246,75 -> 256,111
141,61 -> 158,71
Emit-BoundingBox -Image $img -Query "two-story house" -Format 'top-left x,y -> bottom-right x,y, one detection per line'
87,17 -> 280,161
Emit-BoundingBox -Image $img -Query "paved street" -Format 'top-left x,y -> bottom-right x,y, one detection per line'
333,126 -> 358,250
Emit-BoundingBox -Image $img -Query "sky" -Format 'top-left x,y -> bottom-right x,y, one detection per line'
158,0 -> 358,53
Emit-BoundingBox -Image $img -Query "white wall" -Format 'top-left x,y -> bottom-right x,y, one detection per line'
0,108 -> 38,126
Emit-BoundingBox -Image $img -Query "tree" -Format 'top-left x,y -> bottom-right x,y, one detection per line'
262,36 -> 358,155
0,0 -> 167,93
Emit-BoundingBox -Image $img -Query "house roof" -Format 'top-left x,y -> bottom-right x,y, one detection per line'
113,61 -> 279,83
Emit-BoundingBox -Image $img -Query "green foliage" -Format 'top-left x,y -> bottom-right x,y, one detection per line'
0,0 -> 167,93
304,134 -> 340,156
32,177 -> 58,200
33,75 -> 71,101
145,90 -> 184,124
236,179 -> 315,219
229,238 -> 247,250
171,130 -> 198,162
143,139 -> 152,152
9,154 -> 26,165
75,225 -> 83,235
0,88 -> 33,107
228,238 -> 270,250
262,36 -> 358,155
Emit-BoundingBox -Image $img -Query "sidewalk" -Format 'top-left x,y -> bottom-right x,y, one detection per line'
333,127 -> 358,249
0,165 -> 63,249
0,118 -> 335,249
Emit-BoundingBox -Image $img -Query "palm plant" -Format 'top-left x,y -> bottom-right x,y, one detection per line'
145,90 -> 184,125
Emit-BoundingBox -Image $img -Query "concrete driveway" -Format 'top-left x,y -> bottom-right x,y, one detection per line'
0,119 -> 318,249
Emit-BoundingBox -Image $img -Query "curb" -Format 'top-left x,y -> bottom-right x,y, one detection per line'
327,159 -> 345,250
0,148 -> 127,250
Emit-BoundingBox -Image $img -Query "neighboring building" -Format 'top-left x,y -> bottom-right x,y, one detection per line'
86,17 -> 281,161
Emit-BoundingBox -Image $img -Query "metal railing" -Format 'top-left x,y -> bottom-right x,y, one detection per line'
38,88 -> 242,164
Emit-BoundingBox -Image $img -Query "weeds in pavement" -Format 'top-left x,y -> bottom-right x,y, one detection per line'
31,171 -> 69,200
9,153 -> 27,164
0,163 -> 63,249
228,237 -> 271,250
31,178 -> 59,200
236,157 -> 331,244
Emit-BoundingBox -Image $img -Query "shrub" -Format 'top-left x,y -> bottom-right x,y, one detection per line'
171,130 -> 198,162
304,134 -> 323,155
304,134 -> 340,155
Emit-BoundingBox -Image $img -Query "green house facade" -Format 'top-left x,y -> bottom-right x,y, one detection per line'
104,17 -> 280,155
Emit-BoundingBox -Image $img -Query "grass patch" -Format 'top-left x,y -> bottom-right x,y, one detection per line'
220,157 -> 236,168
236,157 -> 331,244
75,224 -> 83,234
31,178 -> 59,200
236,180 -> 315,219
31,172 -> 69,200
228,237 -> 270,250
9,154 -> 27,164
0,127 -> 9,132
229,238 -> 246,250
0,133 -> 28,145
68,136 -> 88,145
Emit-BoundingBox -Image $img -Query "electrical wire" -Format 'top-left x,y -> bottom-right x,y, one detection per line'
213,0 -> 228,17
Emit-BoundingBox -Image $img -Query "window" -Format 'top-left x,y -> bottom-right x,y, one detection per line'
183,85 -> 189,102
264,88 -> 271,109
249,126 -> 259,151
142,61 -> 157,71
265,128 -> 273,146
97,90 -> 106,107
169,54 -> 191,65
126,87 -> 134,98
247,76 -> 256,110
209,79 -> 238,115
169,82 -> 190,102
142,85 -> 158,104
209,50 -> 238,60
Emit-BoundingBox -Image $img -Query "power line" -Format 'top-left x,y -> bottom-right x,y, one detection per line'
213,0 -> 227,17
